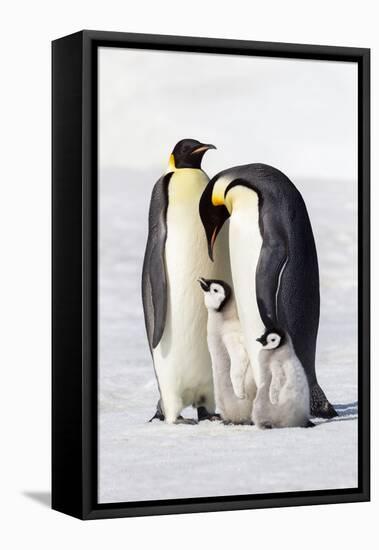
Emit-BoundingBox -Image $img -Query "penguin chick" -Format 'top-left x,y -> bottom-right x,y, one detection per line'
198,277 -> 256,424
253,329 -> 312,429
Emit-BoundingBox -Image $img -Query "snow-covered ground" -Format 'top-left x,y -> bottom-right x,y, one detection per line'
98,167 -> 358,503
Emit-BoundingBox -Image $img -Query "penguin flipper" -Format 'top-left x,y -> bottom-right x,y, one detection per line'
256,229 -> 287,330
142,173 -> 173,350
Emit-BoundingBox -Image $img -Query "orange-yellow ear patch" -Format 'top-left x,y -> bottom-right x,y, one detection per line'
168,154 -> 176,170
212,193 -> 225,206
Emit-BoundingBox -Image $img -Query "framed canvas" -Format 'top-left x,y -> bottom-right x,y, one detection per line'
52,30 -> 370,520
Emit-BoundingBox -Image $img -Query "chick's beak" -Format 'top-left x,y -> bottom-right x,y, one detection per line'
197,277 -> 210,291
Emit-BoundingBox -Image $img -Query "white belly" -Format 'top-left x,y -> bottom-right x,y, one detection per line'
153,169 -> 231,412
229,188 -> 265,383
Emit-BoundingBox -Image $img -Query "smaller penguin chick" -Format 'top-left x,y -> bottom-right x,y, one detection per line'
198,277 -> 255,424
253,329 -> 311,429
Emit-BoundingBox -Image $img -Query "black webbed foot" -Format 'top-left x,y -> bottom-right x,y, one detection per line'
148,399 -> 165,422
174,417 -> 198,425
311,384 -> 338,418
259,422 -> 273,430
197,406 -> 221,422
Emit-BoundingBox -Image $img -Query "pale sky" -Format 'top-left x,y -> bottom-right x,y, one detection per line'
99,47 -> 357,182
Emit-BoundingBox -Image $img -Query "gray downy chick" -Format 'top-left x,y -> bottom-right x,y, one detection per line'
198,277 -> 256,424
253,329 -> 312,429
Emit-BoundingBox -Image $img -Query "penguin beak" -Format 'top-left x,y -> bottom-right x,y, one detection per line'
191,143 -> 216,155
197,277 -> 210,291
199,179 -> 230,261
256,336 -> 266,345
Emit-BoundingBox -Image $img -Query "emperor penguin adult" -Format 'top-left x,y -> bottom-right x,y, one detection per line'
142,139 -> 231,424
199,163 -> 337,419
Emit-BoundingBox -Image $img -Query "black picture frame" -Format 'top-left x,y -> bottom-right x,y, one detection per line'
52,30 -> 370,520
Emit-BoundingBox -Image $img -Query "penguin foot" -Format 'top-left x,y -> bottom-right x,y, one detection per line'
310,384 -> 338,418
306,420 -> 316,428
197,406 -> 222,422
259,422 -> 273,430
222,419 -> 253,426
174,417 -> 198,425
148,410 -> 165,422
148,400 -> 165,422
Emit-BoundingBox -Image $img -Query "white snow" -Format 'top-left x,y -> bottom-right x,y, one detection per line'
98,168 -> 358,504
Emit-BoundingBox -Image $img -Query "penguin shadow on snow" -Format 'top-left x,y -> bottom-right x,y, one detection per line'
334,401 -> 358,416
314,401 -> 358,426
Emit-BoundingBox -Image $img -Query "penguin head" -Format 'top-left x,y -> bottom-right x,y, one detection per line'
168,139 -> 216,170
199,174 -> 246,261
256,329 -> 285,350
200,174 -> 258,261
198,277 -> 232,312
199,183 -> 228,261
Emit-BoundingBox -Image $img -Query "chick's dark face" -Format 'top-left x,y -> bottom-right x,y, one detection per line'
170,139 -> 216,169
197,277 -> 232,312
256,328 -> 285,349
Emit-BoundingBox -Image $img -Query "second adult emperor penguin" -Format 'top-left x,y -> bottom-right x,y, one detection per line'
199,163 -> 337,418
142,139 -> 231,424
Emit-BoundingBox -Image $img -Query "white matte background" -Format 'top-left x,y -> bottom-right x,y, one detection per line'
0,1 -> 376,549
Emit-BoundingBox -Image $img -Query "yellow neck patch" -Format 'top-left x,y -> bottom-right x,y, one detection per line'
212,178 -> 230,210
168,154 -> 176,171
